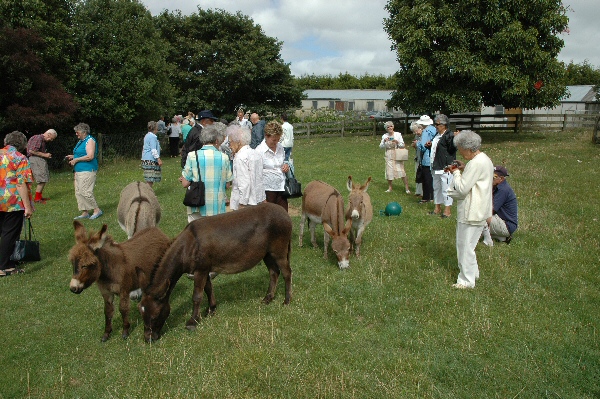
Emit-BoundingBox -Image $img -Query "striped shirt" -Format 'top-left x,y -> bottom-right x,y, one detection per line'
182,145 -> 232,216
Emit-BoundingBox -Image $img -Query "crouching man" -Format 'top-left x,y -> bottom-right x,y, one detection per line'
482,165 -> 518,245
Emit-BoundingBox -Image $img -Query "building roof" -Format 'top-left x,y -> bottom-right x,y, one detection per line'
303,89 -> 393,101
563,85 -> 597,103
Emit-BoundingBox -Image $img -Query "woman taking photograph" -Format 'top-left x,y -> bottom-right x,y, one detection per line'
446,130 -> 494,289
67,123 -> 103,220
379,121 -> 410,193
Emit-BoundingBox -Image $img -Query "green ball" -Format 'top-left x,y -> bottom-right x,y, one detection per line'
385,202 -> 402,216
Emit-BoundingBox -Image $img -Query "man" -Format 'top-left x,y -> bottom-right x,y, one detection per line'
26,128 -> 57,203
181,110 -> 218,168
280,113 -> 294,161
249,113 -> 265,149
157,116 -> 167,137
236,109 -> 252,130
481,165 -> 518,245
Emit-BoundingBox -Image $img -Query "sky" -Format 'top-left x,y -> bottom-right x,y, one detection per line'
141,0 -> 599,77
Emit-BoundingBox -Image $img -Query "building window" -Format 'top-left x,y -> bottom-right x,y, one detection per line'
312,101 -> 318,110
348,102 -> 354,111
367,101 -> 374,111
329,101 -> 334,109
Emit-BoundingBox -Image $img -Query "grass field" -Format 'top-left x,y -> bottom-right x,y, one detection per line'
1,129 -> 599,398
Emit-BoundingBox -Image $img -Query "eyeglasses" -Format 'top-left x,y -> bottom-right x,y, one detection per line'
435,123 -> 443,126
493,175 -> 501,179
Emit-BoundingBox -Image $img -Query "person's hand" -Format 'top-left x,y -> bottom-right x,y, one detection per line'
46,152 -> 52,159
157,158 -> 163,166
282,163 -> 290,173
24,205 -> 34,218
65,155 -> 73,161
425,141 -> 432,148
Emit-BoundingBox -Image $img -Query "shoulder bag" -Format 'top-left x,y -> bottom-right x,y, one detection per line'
283,167 -> 302,199
183,151 -> 206,207
394,148 -> 409,161
10,218 -> 41,262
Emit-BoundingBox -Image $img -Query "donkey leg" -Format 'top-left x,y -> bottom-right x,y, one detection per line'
298,214 -> 306,247
323,231 -> 330,259
100,291 -> 114,342
354,225 -> 365,257
186,272 -> 208,330
118,293 -> 131,339
204,276 -> 216,316
261,254 -> 281,304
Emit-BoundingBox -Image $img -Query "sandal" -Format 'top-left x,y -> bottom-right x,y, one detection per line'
0,268 -> 24,277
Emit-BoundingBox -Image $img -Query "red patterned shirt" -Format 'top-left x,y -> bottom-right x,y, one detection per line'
27,134 -> 46,157
0,145 -> 33,212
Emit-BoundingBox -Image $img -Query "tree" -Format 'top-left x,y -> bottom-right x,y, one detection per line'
68,0 -> 174,131
294,73 -> 395,90
384,0 -> 569,114
564,61 -> 600,86
154,8 -> 302,117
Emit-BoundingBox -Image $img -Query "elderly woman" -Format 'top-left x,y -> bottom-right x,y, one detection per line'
416,115 -> 436,204
168,116 -> 182,158
379,121 -> 410,193
141,121 -> 162,188
430,114 -> 457,218
180,122 -> 232,222
446,130 -> 494,289
0,131 -> 34,276
226,125 -> 265,210
410,121 -> 423,197
256,121 -> 290,210
67,123 -> 103,220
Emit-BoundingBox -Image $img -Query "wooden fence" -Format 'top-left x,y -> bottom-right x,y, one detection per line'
293,112 -> 600,138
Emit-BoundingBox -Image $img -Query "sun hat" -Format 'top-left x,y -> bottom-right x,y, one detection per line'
416,115 -> 433,126
494,165 -> 509,177
198,110 -> 218,121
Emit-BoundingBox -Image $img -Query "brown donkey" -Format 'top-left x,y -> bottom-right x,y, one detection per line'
68,221 -> 171,341
137,202 -> 293,342
345,175 -> 373,257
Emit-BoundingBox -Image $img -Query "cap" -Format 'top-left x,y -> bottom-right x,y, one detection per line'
494,165 -> 509,177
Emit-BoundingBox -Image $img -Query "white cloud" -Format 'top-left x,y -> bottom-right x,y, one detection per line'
142,0 -> 600,78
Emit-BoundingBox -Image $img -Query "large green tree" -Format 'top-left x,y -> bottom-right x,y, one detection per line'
69,0 -> 174,131
384,0 -> 569,114
154,8 -> 302,117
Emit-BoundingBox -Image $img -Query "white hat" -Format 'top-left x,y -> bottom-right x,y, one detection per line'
416,115 -> 433,125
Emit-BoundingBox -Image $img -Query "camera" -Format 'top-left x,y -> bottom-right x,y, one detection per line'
452,160 -> 459,166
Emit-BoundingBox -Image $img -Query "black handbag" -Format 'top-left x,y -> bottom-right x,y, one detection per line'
10,219 -> 41,262
415,164 -> 424,184
283,169 -> 302,199
183,151 -> 206,207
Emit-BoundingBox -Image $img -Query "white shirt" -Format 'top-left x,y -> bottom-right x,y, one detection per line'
238,118 -> 252,130
230,145 -> 266,209
280,121 -> 294,148
169,122 -> 181,138
256,140 -> 286,191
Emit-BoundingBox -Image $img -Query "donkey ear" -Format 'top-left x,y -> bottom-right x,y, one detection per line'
342,218 -> 353,236
346,175 -> 353,192
89,224 -> 109,251
323,222 -> 334,237
73,221 -> 87,242
362,176 -> 372,192
136,267 -> 149,291
155,279 -> 171,301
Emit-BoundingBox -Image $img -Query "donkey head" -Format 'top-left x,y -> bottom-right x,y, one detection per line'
137,267 -> 171,342
68,221 -> 111,294
346,175 -> 372,220
323,219 -> 353,269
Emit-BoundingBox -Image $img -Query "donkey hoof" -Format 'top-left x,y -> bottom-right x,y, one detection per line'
262,295 -> 274,304
101,334 -> 110,342
121,332 -> 129,340
185,324 -> 197,331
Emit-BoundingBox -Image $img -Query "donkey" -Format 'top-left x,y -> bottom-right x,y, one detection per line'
345,175 -> 373,257
117,181 -> 161,239
137,202 -> 292,342
68,221 -> 171,342
299,180 -> 352,269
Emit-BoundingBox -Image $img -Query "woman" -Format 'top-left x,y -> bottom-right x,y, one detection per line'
256,121 -> 290,211
379,121 -> 410,193
226,125 -> 265,210
168,116 -> 182,158
141,121 -> 163,188
180,122 -> 232,223
416,115 -> 436,204
0,131 -> 34,276
446,130 -> 494,289
410,121 -> 423,197
67,123 -> 103,220
181,118 -> 192,143
430,114 -> 457,218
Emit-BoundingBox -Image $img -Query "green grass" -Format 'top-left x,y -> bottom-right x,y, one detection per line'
1,130 -> 599,398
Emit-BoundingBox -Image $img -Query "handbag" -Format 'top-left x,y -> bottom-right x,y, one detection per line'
10,219 -> 41,262
183,151 -> 206,207
394,148 -> 409,161
283,168 -> 302,199
415,164 -> 424,183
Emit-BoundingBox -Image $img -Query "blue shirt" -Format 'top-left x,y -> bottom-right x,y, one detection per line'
73,135 -> 98,172
141,132 -> 161,161
493,179 -> 518,234
417,125 -> 437,167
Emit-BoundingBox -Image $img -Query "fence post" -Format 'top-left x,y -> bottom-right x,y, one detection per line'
562,114 -> 567,131
97,133 -> 103,164
307,122 -> 311,138
404,115 -> 409,135
341,118 -> 345,137
373,121 -> 376,136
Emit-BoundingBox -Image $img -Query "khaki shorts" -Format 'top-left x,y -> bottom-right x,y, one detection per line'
29,156 -> 49,183
489,214 -> 510,238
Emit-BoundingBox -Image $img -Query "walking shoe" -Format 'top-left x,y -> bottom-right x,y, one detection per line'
452,283 -> 472,289
74,214 -> 90,220
89,210 -> 104,220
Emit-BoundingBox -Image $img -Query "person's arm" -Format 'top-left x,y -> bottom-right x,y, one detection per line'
16,183 -> 33,218
69,139 -> 95,166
